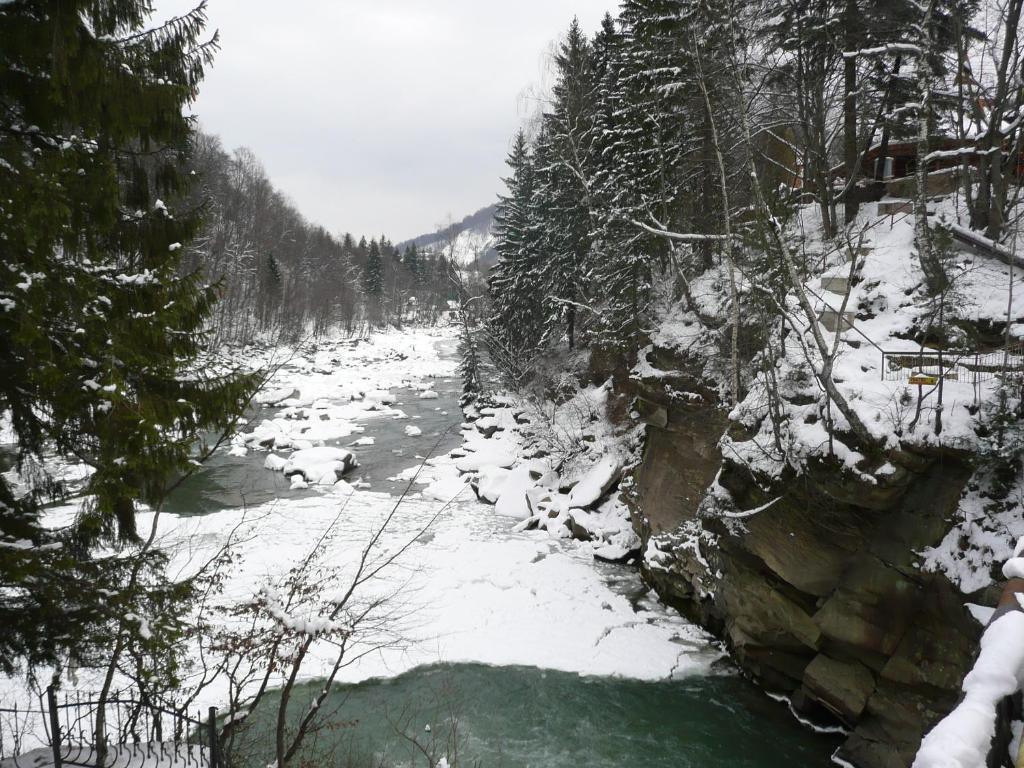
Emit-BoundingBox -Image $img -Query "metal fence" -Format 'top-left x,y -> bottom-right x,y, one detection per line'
880,345 -> 1024,386
0,686 -> 219,768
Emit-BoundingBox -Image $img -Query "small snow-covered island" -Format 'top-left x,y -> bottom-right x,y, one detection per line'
4,2 -> 1024,768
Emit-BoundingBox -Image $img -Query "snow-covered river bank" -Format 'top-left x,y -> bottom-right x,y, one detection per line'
167,327 -> 720,683
2,327 -> 839,766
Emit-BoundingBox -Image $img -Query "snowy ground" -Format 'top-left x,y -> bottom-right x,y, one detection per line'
0,326 -> 719,756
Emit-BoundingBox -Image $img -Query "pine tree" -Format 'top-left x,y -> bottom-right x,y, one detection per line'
403,243 -> 422,285
363,239 -> 384,298
0,1 -> 257,672
458,313 -> 484,405
361,238 -> 384,325
533,19 -> 599,350
587,9 -> 663,350
590,1 -> 726,350
259,252 -> 284,329
488,130 -> 544,385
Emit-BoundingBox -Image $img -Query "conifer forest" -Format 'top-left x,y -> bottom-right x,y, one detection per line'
4,2 -> 1024,767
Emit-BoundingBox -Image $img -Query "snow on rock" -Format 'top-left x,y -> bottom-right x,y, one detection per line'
405,425 -> 423,437
476,465 -> 511,503
263,453 -> 287,471
254,386 -> 299,406
280,447 -> 357,485
913,610 -> 1024,768
243,420 -> 288,448
421,475 -> 470,502
419,390 -> 439,400
567,456 -> 621,509
351,436 -> 375,446
1003,556 -> 1024,580
593,541 -> 637,563
454,442 -> 518,472
494,465 -> 536,520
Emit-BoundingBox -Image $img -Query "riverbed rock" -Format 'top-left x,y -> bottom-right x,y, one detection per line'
567,456 -> 621,509
254,387 -> 300,406
493,465 -> 535,519
802,654 -> 876,724
568,513 -> 593,542
281,446 -> 358,484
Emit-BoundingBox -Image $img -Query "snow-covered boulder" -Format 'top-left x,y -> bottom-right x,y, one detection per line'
419,390 -> 440,400
455,443 -> 517,472
254,386 -> 300,406
280,447 -> 358,485
494,465 -> 536,519
567,456 -> 622,509
477,466 -> 511,503
264,453 -> 287,471
244,420 -> 286,448
405,425 -> 423,437
366,389 -> 396,404
422,475 -> 470,502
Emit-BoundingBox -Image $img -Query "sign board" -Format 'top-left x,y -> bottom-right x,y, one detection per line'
909,373 -> 938,386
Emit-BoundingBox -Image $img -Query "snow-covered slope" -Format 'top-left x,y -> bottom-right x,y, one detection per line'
397,205 -> 496,267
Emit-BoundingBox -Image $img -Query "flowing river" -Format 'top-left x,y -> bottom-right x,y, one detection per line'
162,330 -> 839,767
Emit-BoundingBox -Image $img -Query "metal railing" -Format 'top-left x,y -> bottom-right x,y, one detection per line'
880,345 -> 1024,386
0,686 -> 219,768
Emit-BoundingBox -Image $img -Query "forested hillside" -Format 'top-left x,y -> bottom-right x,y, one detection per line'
397,204 -> 496,253
179,134 -> 460,342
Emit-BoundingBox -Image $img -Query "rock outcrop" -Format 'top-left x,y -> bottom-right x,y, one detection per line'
622,346 -> 982,768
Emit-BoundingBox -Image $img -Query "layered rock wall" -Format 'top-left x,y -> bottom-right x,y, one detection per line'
623,350 -> 982,768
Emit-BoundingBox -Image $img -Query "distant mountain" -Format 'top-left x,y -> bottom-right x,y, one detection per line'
398,204 -> 497,269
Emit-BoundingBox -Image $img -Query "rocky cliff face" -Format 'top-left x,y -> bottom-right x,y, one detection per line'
621,346 -> 984,768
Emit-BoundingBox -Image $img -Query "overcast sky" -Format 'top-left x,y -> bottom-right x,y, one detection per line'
161,1 -> 614,241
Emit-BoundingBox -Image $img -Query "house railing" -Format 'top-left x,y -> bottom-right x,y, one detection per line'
0,686 -> 218,768
880,346 -> 1024,386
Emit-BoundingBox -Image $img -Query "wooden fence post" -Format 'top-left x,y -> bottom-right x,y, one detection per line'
46,687 -> 62,768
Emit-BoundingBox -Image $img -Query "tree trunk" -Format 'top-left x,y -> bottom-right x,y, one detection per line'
843,0 -> 860,224
915,0 -> 947,296
692,32 -> 742,406
974,0 -> 1023,238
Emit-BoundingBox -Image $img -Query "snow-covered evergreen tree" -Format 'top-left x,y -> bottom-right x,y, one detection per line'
0,0 -> 258,672
489,130 -> 544,385
532,18 -> 600,350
